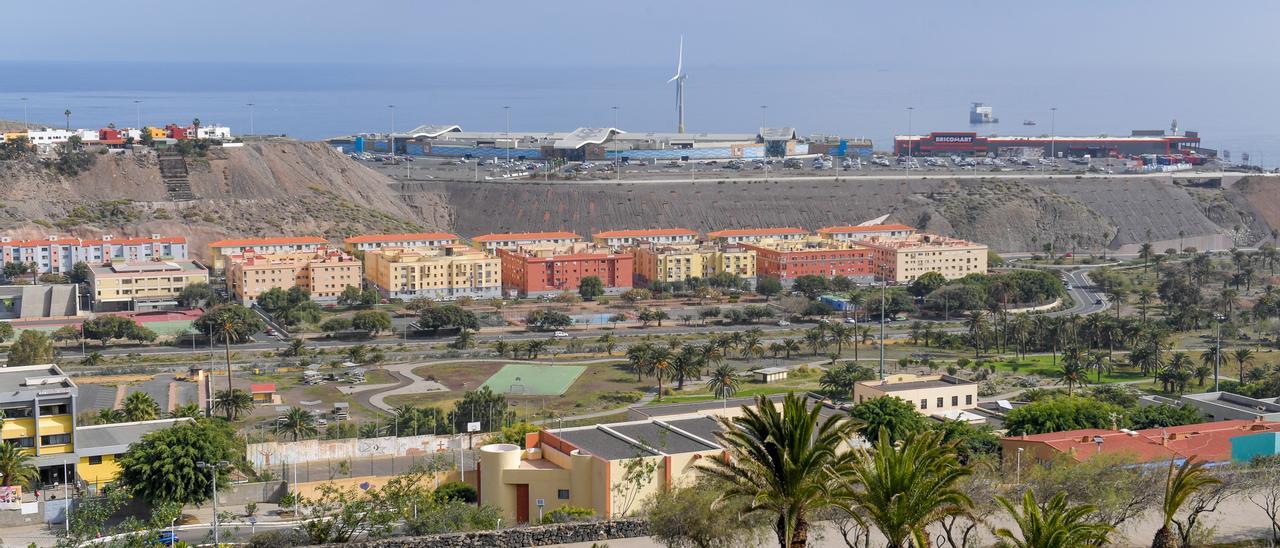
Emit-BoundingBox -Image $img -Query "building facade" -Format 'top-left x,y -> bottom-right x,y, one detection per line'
706,227 -> 808,245
743,238 -> 876,285
816,224 -> 917,242
852,374 -> 979,417
631,243 -> 756,287
471,231 -> 582,252
861,234 -> 988,283
363,245 -> 501,301
342,232 -> 460,254
224,247 -> 362,305
0,234 -> 188,275
1002,419 -> 1280,466
206,236 -> 329,271
88,261 -> 209,311
498,242 -> 632,297
0,365 -> 78,485
591,229 -> 698,248
894,130 -> 1205,158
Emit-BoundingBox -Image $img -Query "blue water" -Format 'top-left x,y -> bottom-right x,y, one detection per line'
2,61 -> 1277,166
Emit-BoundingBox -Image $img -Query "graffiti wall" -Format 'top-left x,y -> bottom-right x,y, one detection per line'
246,434 -> 475,469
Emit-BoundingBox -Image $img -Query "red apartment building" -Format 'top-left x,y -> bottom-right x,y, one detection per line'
742,240 -> 876,284
497,242 -> 633,297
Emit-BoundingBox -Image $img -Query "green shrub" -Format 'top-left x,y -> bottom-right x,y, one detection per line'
433,481 -> 477,503
542,505 -> 595,524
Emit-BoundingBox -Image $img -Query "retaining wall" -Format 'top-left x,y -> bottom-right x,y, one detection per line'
311,519 -> 648,548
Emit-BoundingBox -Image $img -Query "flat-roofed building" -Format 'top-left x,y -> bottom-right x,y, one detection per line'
706,227 -> 808,245
1139,392 -> 1280,422
742,237 -> 875,286
88,260 -> 209,311
76,418 -> 192,490
497,242 -> 631,297
471,231 -> 582,252
591,228 -> 698,248
0,364 -> 79,485
860,233 -> 988,283
853,374 -> 978,418
632,243 -> 756,288
342,232 -> 460,254
363,245 -> 501,301
224,247 -> 361,305
816,224 -> 917,242
206,236 -> 329,271
0,234 -> 188,275
1001,419 -> 1280,467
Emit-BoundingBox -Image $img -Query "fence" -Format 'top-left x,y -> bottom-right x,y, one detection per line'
247,433 -> 474,470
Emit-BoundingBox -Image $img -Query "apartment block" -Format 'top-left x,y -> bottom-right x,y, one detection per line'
852,374 -> 979,418
591,228 -> 698,248
497,242 -> 632,297
342,232 -> 460,254
88,260 -> 209,311
363,245 -> 501,301
224,247 -> 361,305
471,231 -> 582,252
206,236 -> 329,271
816,223 -> 917,242
0,234 -> 188,275
706,227 -> 807,245
742,237 -> 876,285
860,234 -> 988,283
632,243 -> 756,287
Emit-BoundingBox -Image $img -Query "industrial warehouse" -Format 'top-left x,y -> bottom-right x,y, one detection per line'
894,127 -> 1212,159
327,125 -> 873,162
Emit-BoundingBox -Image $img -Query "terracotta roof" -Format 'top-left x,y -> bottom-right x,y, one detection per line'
817,224 -> 916,234
250,383 -> 276,394
208,237 -> 328,247
1,235 -> 186,246
707,227 -> 808,238
472,231 -> 581,242
343,232 -> 460,244
1005,419 -> 1280,464
592,228 -> 698,239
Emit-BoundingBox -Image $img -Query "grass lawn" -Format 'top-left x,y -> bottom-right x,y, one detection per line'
990,355 -> 1148,384
480,363 -> 587,396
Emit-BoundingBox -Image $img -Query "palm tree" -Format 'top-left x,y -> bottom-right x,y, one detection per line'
81,351 -> 104,367
1199,346 -> 1221,386
994,491 -> 1112,548
1232,348 -> 1255,383
96,408 -> 125,424
701,393 -> 861,548
1058,347 -> 1089,395
1153,459 -> 1221,548
216,314 -> 246,393
213,388 -> 254,421
847,429 -> 972,548
768,342 -> 787,358
704,364 -> 740,399
803,328 -> 826,356
853,326 -> 872,361
647,347 -> 674,400
169,403 -> 203,419
626,343 -> 655,382
740,331 -> 765,360
597,333 -> 617,356
1161,353 -> 1194,395
493,339 -> 509,358
122,391 -> 159,422
63,109 -> 71,130
828,323 -> 854,355
0,442 -> 37,487
965,312 -> 989,358
783,339 -> 802,359
670,345 -> 703,390
278,406 -> 318,441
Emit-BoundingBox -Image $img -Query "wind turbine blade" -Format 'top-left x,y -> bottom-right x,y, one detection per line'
675,35 -> 683,77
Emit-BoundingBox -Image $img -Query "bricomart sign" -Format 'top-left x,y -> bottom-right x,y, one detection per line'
932,133 -> 976,144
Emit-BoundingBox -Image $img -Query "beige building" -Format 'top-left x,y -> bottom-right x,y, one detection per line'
363,245 -> 500,301
471,231 -> 582,252
591,228 -> 698,248
88,260 -> 209,311
632,243 -> 756,287
342,232 -> 460,254
224,247 -> 361,305
853,374 -> 979,418
206,236 -> 329,271
861,234 -> 988,283
816,223 -> 917,242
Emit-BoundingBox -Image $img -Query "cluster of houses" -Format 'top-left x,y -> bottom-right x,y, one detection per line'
2,123 -> 232,152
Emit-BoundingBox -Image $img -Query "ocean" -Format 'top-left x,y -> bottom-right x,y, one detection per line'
1,61 -> 1277,166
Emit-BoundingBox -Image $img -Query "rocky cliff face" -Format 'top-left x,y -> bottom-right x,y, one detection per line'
0,142 -> 446,259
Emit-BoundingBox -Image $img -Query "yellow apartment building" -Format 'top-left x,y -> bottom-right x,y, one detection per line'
363,245 -> 501,301
224,247 -> 361,305
631,243 -> 756,287
852,374 -> 979,418
860,234 -> 988,283
76,418 -> 193,490
206,236 -> 329,271
88,260 -> 209,312
342,232 -> 460,254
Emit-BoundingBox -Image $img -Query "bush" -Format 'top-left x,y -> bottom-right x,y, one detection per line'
542,505 -> 596,524
247,529 -> 309,548
433,481 -> 477,503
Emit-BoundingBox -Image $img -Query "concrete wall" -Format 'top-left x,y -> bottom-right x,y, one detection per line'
246,434 -> 466,469
220,481 -> 289,505
311,518 -> 649,548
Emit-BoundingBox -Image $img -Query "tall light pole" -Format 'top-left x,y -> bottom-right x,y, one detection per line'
246,103 -> 255,135
133,100 -> 142,130
1214,314 -> 1224,391
387,104 -> 395,156
1049,107 -> 1058,162
906,106 -> 915,178
760,105 -> 768,130
611,106 -> 620,181
197,461 -> 228,546
503,105 -> 511,174
19,97 -> 28,130
878,281 -> 887,380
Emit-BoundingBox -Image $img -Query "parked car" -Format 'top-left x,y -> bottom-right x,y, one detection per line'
776,320 -> 791,326
553,330 -> 569,338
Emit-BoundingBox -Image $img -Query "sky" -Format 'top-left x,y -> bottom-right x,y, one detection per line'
6,0 -> 1279,70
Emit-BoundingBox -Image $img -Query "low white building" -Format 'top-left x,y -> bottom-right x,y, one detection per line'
196,126 -> 232,139
26,128 -> 76,148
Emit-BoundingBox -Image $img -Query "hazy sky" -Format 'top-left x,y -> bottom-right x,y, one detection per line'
8,0 -> 1279,69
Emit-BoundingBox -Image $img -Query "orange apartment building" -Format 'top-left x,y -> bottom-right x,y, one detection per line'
497,242 -> 633,297
224,247 -> 362,305
742,238 -> 876,286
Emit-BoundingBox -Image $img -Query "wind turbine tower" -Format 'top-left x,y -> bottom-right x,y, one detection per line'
668,36 -> 686,134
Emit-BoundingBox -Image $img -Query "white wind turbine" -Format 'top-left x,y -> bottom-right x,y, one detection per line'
668,36 -> 686,134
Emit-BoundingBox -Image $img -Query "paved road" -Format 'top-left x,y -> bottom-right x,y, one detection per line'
1048,267 -> 1110,317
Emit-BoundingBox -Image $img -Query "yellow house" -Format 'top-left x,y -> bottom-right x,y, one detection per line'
363,245 -> 501,301
76,418 -> 193,490
147,127 -> 167,139
88,260 -> 209,312
3,131 -> 28,142
632,243 -> 756,287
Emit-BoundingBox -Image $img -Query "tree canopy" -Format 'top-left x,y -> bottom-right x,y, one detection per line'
117,419 -> 241,506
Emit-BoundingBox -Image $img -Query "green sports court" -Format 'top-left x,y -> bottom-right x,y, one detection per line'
480,363 -> 587,396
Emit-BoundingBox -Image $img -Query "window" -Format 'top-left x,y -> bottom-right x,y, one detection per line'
965,394 -> 973,405
952,396 -> 959,407
40,403 -> 69,416
41,433 -> 71,446
88,455 -> 103,465
8,437 -> 35,448
557,489 -> 570,500
919,399 -> 927,410
0,406 -> 32,418
937,397 -> 944,408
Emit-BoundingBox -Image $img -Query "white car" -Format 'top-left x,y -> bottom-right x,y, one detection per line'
553,331 -> 569,338
776,320 -> 791,326
844,318 -> 857,324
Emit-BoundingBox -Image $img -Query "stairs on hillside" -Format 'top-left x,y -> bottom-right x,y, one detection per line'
158,151 -> 197,201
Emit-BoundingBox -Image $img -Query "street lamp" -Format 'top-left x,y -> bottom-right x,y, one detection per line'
906,106 -> 915,178
878,281 -> 887,380
1049,107 -> 1058,162
503,106 -> 511,175
759,105 -> 768,130
611,106 -> 620,181
196,460 -> 229,546
1015,447 -> 1024,484
246,103 -> 256,135
1214,314 -> 1224,391
19,97 -> 28,130
133,100 -> 142,130
387,104 -> 396,156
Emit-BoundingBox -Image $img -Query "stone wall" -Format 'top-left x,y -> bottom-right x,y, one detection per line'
314,519 -> 648,548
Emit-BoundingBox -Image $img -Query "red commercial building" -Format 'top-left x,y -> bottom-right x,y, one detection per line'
743,239 -> 875,286
895,130 -> 1204,158
497,242 -> 633,297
